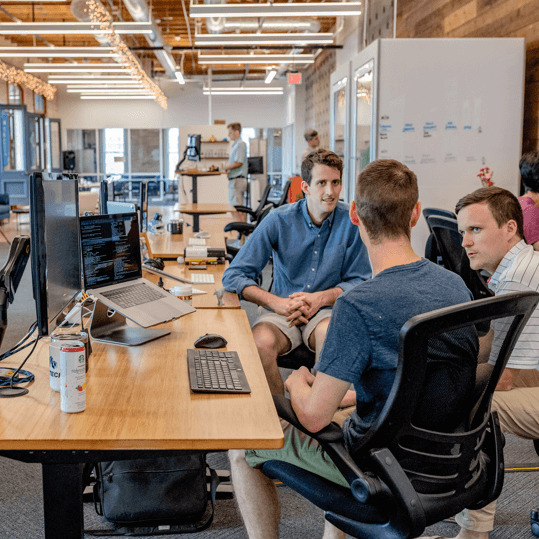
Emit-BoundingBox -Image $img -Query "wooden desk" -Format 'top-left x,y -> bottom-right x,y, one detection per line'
0,309 -> 282,538
178,203 -> 235,232
142,260 -> 240,309
179,170 -> 223,204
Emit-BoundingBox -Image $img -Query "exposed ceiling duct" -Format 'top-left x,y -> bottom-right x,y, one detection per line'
205,17 -> 321,34
70,0 -> 177,78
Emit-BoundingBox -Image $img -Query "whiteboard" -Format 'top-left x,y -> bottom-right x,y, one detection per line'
374,38 -> 525,254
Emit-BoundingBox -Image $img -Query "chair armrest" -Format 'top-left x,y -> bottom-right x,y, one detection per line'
224,222 -> 256,236
234,205 -> 255,216
0,194 -> 9,206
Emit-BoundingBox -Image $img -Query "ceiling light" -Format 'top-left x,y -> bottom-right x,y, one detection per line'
0,22 -> 153,35
80,95 -> 157,100
25,63 -> 133,74
195,33 -> 334,46
67,85 -> 145,90
49,77 -> 137,82
175,71 -> 185,84
69,89 -> 155,94
203,89 -> 284,95
0,47 -> 120,58
190,2 -> 361,18
198,54 -> 314,65
265,70 -> 277,84
203,86 -> 282,92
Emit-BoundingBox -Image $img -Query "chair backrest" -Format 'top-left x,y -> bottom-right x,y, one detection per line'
253,184 -> 273,219
423,207 -> 457,232
349,291 -> 539,525
428,215 -> 493,300
274,180 -> 292,208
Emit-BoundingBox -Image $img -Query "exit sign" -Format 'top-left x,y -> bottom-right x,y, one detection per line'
288,72 -> 302,84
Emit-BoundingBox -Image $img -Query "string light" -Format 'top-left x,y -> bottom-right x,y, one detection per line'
0,60 -> 56,101
86,0 -> 167,109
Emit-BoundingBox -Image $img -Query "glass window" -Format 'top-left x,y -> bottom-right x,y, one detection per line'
47,119 -> 62,171
66,129 -> 97,175
100,128 -> 126,176
28,115 -> 44,171
8,84 -> 23,105
2,108 -> 25,171
130,129 -> 160,173
354,61 -> 374,182
164,128 -> 179,179
34,93 -> 45,113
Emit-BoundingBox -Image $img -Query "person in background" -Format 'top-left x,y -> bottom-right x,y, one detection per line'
423,186 -> 539,539
222,149 -> 371,396
518,151 -> 539,250
225,122 -> 248,222
301,129 -> 320,163
229,159 -> 478,539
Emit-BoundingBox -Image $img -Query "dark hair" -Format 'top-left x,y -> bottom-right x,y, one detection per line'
455,187 -> 524,239
354,159 -> 418,243
304,129 -> 318,142
301,149 -> 343,186
519,152 -> 539,193
227,122 -> 241,132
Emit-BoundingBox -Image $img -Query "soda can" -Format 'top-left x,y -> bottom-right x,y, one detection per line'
49,337 -> 81,392
60,342 -> 86,414
51,331 -> 90,373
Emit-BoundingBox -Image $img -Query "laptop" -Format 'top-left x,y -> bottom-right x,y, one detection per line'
80,212 -> 195,328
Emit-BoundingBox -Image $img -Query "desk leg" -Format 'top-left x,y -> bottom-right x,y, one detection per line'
193,214 -> 200,232
42,462 -> 84,539
192,175 -> 198,204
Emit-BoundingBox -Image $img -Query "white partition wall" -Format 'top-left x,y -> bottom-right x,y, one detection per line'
347,38 -> 525,254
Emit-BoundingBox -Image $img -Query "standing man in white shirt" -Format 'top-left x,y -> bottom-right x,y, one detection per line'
225,122 -> 248,222
423,186 -> 539,539
301,129 -> 320,163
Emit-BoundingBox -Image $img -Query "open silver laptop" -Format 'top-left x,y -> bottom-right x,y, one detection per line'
80,212 -> 195,328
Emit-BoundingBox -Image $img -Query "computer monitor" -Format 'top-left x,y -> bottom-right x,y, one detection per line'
107,201 -> 137,215
99,180 -> 109,214
186,134 -> 201,162
140,181 -> 148,233
29,172 -> 82,337
247,156 -> 264,175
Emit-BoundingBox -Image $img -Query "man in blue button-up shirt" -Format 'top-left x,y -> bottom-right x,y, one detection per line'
222,149 -> 371,395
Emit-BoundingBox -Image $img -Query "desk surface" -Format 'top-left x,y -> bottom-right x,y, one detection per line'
179,171 -> 223,177
142,261 -> 240,309
179,203 -> 235,214
0,310 -> 283,451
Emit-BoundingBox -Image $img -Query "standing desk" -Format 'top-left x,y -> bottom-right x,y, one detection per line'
0,309 -> 283,539
178,203 -> 234,233
179,170 -> 223,205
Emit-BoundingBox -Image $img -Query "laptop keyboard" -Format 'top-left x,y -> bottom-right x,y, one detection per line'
190,273 -> 215,284
101,283 -> 167,309
187,349 -> 251,394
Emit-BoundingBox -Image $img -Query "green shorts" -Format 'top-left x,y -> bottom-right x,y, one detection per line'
245,406 -> 355,489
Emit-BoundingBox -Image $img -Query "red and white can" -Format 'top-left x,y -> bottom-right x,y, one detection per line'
60,342 -> 86,413
49,337 -> 81,392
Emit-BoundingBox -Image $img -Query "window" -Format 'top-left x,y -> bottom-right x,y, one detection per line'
101,128 -> 126,176
34,92 -> 45,113
164,128 -> 180,179
8,84 -> 23,105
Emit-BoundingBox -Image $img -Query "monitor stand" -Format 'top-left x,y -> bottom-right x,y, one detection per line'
89,300 -> 170,346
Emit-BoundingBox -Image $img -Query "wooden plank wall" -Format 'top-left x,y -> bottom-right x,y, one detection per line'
397,0 -> 539,152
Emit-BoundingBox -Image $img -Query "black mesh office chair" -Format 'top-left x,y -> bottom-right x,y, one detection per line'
233,183 -> 272,223
423,208 -> 457,265
262,291 -> 539,539
427,215 -> 493,301
273,180 -> 292,208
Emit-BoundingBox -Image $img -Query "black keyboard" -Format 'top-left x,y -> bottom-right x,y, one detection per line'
101,283 -> 167,309
187,349 -> 251,394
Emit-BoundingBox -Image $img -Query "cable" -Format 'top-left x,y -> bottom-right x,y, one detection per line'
6,334 -> 39,389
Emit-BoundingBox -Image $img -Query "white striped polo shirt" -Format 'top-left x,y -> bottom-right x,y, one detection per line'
488,240 -> 539,370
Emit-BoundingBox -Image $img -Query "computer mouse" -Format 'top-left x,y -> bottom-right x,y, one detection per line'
195,231 -> 211,239
194,333 -> 228,349
144,257 -> 165,270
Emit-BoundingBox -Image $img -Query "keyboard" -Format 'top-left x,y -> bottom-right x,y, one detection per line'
190,273 -> 215,284
101,283 -> 167,309
187,349 -> 251,394
189,238 -> 207,246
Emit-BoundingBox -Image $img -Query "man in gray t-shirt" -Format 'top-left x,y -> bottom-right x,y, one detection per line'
229,159 -> 478,539
225,122 -> 248,222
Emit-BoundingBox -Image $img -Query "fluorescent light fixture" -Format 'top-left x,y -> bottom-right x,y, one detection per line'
190,2 -> 362,18
67,86 -> 146,91
203,86 -> 282,92
25,62 -> 129,68
198,54 -> 314,65
26,63 -> 133,73
0,47 -> 119,58
49,77 -> 137,83
203,90 -> 284,95
71,90 -> 155,95
195,33 -> 334,46
175,71 -> 185,84
80,95 -> 157,100
0,22 -> 154,35
265,70 -> 277,84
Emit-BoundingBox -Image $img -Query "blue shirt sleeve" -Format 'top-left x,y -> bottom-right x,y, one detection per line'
335,225 -> 371,292
222,212 -> 276,300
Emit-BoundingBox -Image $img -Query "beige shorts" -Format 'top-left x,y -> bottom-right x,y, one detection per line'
228,177 -> 247,206
252,307 -> 333,354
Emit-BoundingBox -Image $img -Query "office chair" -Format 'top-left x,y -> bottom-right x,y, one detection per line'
233,183 -> 272,223
423,208 -> 457,265
224,204 -> 274,261
262,290 -> 539,539
427,215 -> 493,301
273,180 -> 292,208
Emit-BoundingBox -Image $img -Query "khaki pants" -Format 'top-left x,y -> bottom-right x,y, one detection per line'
457,381 -> 539,532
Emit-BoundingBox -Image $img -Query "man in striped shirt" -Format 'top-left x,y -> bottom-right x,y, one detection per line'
424,186 -> 539,539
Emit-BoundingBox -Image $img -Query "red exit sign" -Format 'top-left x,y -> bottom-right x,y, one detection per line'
288,72 -> 302,84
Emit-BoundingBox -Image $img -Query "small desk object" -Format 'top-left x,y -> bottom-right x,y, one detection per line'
0,309 -> 283,539
178,203 -> 235,232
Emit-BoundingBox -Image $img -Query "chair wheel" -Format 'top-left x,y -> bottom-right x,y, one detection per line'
530,510 -> 539,537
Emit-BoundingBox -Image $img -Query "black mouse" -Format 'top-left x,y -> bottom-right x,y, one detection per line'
144,257 -> 165,270
194,333 -> 228,349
